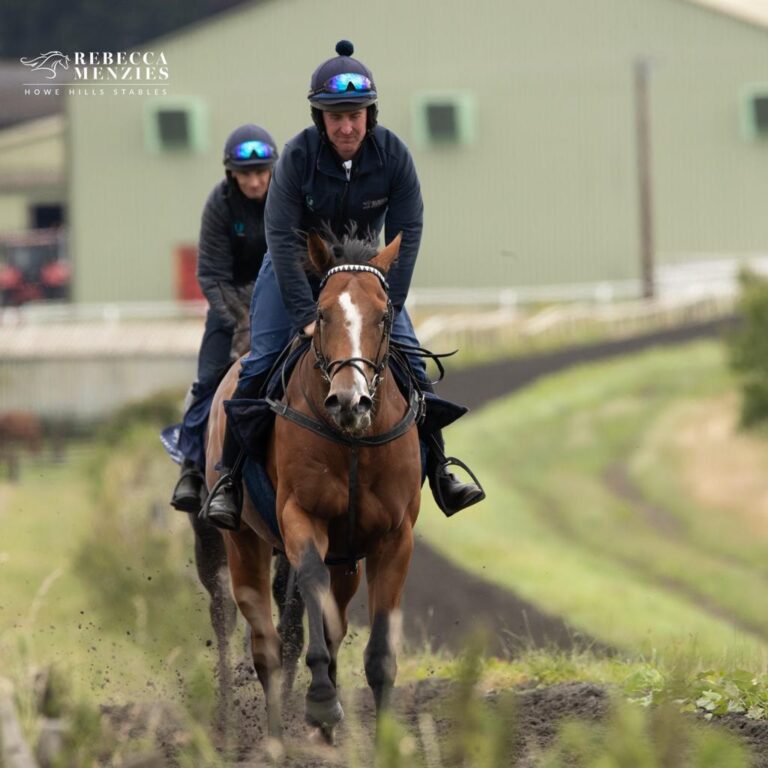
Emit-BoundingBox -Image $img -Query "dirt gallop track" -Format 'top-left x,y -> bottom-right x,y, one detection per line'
346,318 -> 734,656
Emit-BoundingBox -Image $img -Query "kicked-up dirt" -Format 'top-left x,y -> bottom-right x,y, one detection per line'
102,674 -> 768,767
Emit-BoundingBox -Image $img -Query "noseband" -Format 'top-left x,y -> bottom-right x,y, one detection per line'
313,264 -> 393,400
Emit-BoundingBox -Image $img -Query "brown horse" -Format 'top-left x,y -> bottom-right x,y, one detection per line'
206,231 -> 421,741
0,411 -> 43,481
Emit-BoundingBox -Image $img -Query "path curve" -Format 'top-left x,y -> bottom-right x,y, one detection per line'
347,317 -> 734,655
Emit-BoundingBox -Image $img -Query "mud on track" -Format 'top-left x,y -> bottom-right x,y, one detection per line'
106,676 -> 768,767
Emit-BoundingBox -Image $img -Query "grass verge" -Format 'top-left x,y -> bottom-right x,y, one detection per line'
418,340 -> 768,666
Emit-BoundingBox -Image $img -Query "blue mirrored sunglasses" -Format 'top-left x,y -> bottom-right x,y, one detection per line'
232,140 -> 276,160
319,72 -> 373,94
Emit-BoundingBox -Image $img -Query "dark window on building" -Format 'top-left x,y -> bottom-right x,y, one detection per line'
426,103 -> 458,142
753,96 -> 768,134
31,204 -> 64,229
157,109 -> 190,149
414,93 -> 474,148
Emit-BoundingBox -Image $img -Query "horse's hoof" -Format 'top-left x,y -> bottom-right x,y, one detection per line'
308,725 -> 337,746
265,736 -> 285,761
305,696 -> 344,730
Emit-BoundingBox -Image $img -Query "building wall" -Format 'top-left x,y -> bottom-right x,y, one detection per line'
0,115 -> 66,231
67,0 -> 768,302
0,196 -> 28,230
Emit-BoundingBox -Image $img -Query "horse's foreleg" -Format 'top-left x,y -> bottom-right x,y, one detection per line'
190,514 -> 237,729
281,501 -> 343,735
272,551 -> 305,699
364,520 -> 414,716
326,564 -> 362,690
222,528 -> 282,737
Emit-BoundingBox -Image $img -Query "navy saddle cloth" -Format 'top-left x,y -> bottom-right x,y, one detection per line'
160,387 -> 216,469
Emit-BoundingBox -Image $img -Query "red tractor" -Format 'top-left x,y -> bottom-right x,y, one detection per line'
0,229 -> 70,307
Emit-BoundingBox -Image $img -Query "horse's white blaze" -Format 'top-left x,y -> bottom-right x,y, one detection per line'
339,291 -> 368,396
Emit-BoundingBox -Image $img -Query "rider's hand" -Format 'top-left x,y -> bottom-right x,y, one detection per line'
302,321 -> 316,338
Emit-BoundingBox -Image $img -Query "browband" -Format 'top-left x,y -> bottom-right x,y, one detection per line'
319,264 -> 389,292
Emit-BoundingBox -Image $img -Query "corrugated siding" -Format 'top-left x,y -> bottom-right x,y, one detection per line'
68,0 -> 768,300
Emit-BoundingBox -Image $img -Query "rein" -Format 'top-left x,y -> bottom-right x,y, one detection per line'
266,264 -> 424,573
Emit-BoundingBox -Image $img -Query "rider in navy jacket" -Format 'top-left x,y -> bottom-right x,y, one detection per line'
201,41 -> 484,530
267,124 -> 422,332
169,124 -> 278,513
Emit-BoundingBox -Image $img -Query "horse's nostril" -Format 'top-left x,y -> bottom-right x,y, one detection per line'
324,394 -> 341,414
356,395 -> 373,414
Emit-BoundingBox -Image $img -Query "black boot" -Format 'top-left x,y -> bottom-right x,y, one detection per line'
427,433 -> 485,517
170,458 -> 205,513
200,419 -> 244,530
199,372 -> 268,531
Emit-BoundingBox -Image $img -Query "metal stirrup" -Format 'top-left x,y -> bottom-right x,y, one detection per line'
433,456 -> 485,513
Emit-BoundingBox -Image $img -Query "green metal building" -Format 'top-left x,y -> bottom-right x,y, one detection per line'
65,0 -> 768,302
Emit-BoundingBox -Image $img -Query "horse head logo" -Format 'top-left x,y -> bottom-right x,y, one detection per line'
20,51 -> 70,80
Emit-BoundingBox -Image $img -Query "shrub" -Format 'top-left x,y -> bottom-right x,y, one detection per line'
95,388 -> 183,446
727,269 -> 768,426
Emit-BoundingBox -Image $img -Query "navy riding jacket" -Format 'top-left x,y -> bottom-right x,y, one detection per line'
265,125 -> 424,332
197,178 -> 268,327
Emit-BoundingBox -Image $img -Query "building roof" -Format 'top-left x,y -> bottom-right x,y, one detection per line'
684,0 -> 768,30
0,113 -> 65,190
0,58 -> 62,129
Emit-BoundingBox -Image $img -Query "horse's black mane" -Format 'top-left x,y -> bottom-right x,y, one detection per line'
304,223 -> 379,272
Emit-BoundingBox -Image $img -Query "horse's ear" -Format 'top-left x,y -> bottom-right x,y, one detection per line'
307,232 -> 333,274
370,233 -> 402,275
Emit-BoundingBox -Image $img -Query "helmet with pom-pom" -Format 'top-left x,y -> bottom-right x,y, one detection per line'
308,40 -> 378,111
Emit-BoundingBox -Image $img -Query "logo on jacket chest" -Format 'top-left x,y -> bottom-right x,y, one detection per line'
362,196 -> 388,210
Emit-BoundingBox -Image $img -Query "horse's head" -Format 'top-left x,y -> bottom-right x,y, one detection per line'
307,231 -> 402,436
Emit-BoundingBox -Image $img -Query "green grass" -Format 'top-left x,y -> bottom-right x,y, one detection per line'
627,400 -> 768,576
418,340 -> 768,665
0,429 -> 229,768
3,344 -> 768,763
0,439 -> 216,705
0,413 -> 242,763
0,352 -> 768,768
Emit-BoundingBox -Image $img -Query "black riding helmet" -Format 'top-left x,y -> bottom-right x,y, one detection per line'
308,41 -> 378,136
223,124 -> 279,172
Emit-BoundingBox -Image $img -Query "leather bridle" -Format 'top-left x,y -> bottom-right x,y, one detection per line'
312,264 -> 393,402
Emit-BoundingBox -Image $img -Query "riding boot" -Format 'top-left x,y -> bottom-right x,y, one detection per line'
170,458 -> 205,513
199,371 -> 269,531
199,420 -> 244,530
426,431 -> 486,518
